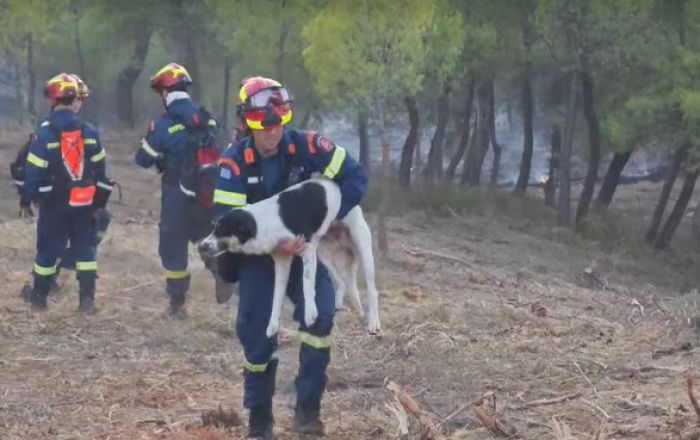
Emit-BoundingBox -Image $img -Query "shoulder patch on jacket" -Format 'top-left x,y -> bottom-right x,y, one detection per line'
316,134 -> 335,152
306,131 -> 317,154
149,120 -> 155,132
218,157 -> 241,176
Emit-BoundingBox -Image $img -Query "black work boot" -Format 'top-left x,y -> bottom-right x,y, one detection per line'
293,407 -> 324,437
166,276 -> 190,319
248,405 -> 275,439
78,276 -> 96,315
30,275 -> 52,311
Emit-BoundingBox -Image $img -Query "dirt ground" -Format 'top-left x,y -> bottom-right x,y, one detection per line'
2,129 -> 700,439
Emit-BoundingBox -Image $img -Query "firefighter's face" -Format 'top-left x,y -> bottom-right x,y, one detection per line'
252,125 -> 283,157
72,98 -> 83,113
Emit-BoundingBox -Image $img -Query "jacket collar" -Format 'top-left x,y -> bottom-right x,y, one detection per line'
245,129 -> 295,162
166,91 -> 190,107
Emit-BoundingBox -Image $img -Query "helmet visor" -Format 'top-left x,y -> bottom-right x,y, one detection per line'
246,87 -> 293,109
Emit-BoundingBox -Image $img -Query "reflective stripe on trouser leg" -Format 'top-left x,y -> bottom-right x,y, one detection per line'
33,263 -> 57,276
76,261 -> 97,272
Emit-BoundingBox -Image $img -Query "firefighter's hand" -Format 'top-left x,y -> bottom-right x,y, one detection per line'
19,204 -> 34,218
155,153 -> 166,173
273,235 -> 307,257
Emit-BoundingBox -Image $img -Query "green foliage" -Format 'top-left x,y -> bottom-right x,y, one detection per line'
302,0 -> 433,111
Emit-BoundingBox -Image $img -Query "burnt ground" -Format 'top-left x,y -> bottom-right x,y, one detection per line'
2,129 -> 700,439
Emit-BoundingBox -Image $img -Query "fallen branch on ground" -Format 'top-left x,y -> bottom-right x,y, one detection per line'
509,391 -> 584,410
119,280 -> 157,293
404,247 -> 470,266
687,374 -> 700,422
386,381 -> 445,440
472,406 -> 519,438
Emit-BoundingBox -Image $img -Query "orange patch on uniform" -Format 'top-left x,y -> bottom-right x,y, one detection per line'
244,148 -> 255,164
288,143 -> 296,154
307,131 -> 317,154
218,157 -> 241,176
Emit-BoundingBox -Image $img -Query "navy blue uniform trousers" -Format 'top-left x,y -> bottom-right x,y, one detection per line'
35,205 -> 97,281
237,255 -> 335,410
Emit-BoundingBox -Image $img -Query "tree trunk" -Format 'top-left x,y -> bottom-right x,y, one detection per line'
558,72 -> 579,227
299,93 -> 314,128
463,80 -> 491,186
275,0 -> 290,81
10,55 -> 23,124
424,87 -> 450,182
398,97 -> 419,186
460,120 -> 478,185
654,169 -> 699,250
595,150 -> 633,209
445,78 -> 476,182
545,124 -> 562,207
513,63 -> 534,195
358,106 -> 370,171
26,34 -> 36,118
116,28 -> 153,128
377,104 -> 389,257
414,126 -> 423,170
488,80 -> 502,186
646,148 -> 685,243
575,65 -> 601,224
184,32 -> 201,101
275,23 -> 290,82
71,0 -> 86,78
221,57 -> 232,135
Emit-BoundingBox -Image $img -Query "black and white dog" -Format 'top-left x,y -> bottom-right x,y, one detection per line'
198,177 -> 381,337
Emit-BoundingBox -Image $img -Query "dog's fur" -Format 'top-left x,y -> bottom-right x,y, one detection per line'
199,177 -> 381,337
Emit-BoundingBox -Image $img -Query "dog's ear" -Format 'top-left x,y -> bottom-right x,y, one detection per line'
214,214 -> 236,238
232,210 -> 257,244
216,210 -> 257,244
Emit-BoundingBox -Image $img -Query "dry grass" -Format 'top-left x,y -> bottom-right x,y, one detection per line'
2,132 -> 700,439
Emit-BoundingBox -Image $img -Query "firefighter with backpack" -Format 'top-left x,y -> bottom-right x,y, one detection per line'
135,62 -> 233,317
12,74 -> 112,297
21,73 -> 114,314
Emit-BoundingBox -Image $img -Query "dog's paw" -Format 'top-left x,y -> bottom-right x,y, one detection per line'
367,313 -> 381,335
304,303 -> 318,327
266,321 -> 280,338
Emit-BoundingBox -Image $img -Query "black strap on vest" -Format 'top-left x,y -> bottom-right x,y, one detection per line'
244,145 -> 298,204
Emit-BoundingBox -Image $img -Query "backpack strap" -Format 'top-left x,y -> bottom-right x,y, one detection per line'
242,146 -> 266,204
279,142 -> 299,190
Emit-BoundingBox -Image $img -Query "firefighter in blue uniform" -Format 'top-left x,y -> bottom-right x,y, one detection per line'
21,73 -> 113,314
213,77 -> 368,439
13,74 -> 111,298
135,62 -> 233,317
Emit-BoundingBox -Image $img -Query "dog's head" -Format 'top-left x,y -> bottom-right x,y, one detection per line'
198,209 -> 257,257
